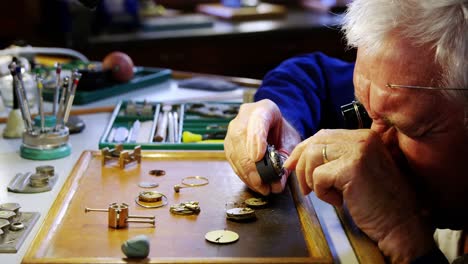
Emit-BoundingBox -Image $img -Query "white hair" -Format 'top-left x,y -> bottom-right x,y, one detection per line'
342,0 -> 467,90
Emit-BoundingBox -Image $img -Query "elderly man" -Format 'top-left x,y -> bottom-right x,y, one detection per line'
224,0 -> 467,263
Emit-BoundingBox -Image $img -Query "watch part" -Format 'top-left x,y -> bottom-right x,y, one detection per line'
149,169 -> 166,176
170,201 -> 201,215
181,176 -> 209,187
9,222 -> 25,231
138,181 -> 159,188
138,191 -> 163,203
226,207 -> 256,221
205,230 -> 239,244
0,203 -> 21,213
244,197 -> 268,208
0,211 -> 16,221
135,192 -> 168,208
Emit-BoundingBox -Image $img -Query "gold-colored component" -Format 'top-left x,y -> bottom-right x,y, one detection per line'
174,176 -> 209,193
84,202 -> 155,229
101,145 -> 141,169
135,192 -> 168,208
181,176 -> 209,187
170,201 -> 200,215
138,191 -> 163,203
101,144 -> 124,166
245,197 -> 268,208
173,184 -> 183,193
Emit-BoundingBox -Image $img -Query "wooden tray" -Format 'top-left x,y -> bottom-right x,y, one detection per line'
23,150 -> 333,263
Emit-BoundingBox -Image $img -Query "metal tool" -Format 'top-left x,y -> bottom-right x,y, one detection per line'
63,71 -> 82,125
9,62 -> 32,132
35,76 -> 45,132
55,77 -> 69,130
154,104 -> 172,142
84,203 -> 155,229
53,63 -> 61,115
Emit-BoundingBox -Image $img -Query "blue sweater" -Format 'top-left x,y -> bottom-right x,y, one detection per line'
254,52 -> 355,139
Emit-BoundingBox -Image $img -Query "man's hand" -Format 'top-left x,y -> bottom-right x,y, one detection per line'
224,99 -> 301,196
283,129 -> 436,263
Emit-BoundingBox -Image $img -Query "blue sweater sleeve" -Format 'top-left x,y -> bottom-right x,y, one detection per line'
254,52 -> 355,139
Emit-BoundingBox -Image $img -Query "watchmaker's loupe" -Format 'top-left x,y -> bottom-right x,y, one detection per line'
340,100 -> 372,129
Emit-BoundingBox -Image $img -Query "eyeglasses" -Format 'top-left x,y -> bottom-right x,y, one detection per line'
387,84 -> 468,91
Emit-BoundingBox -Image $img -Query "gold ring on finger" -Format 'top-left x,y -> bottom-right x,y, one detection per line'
322,145 -> 329,164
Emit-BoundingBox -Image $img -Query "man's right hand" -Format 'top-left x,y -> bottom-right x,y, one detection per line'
224,99 -> 301,196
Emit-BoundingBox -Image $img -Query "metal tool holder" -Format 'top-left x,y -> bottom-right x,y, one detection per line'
0,203 -> 40,253
101,144 -> 142,169
84,203 -> 155,229
10,62 -> 82,160
98,101 -> 240,151
20,116 -> 71,160
7,165 -> 58,193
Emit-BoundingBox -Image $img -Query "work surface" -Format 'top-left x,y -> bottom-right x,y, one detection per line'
0,78 -> 359,263
23,150 -> 330,263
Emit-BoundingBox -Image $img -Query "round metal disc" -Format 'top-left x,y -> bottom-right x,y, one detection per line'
139,191 -> 163,202
135,193 -> 168,208
36,165 -> 55,176
226,207 -> 254,216
138,181 -> 159,188
245,198 -> 268,208
9,222 -> 25,231
0,210 -> 15,219
205,230 -> 239,244
226,207 -> 256,221
0,203 -> 20,212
